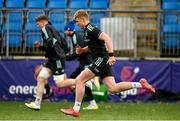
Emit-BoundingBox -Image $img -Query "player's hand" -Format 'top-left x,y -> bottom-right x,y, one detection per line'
76,45 -> 83,54
45,57 -> 48,60
107,56 -> 116,66
34,40 -> 40,48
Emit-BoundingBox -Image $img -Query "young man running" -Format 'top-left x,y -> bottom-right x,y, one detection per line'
60,10 -> 155,117
25,14 -> 66,110
64,20 -> 98,110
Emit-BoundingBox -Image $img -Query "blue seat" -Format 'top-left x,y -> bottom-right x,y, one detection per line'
51,23 -> 64,32
0,12 -> 1,26
27,0 -> 45,9
0,0 -> 3,8
4,33 -> 22,47
164,37 -> 180,48
163,24 -> 180,33
89,0 -> 108,9
26,33 -> 41,47
49,12 -> 64,23
163,0 -> 179,2
90,12 -> 107,28
163,2 -> 180,10
47,0 -> 66,9
49,12 -> 65,32
6,0 -> 24,8
164,14 -> 179,24
25,23 -> 39,32
69,0 -> 88,9
9,12 -> 22,23
25,11 -> 44,47
4,23 -> 22,32
4,12 -> 22,32
27,11 -> 44,23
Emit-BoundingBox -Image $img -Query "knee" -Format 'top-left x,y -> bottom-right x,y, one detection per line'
37,77 -> 46,84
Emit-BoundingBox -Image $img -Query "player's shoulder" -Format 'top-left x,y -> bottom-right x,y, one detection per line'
86,23 -> 96,32
45,24 -> 53,30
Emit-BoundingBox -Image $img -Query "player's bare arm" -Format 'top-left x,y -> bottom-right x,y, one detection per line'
76,45 -> 90,54
99,32 -> 116,65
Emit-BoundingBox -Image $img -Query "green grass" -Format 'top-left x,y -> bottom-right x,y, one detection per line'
0,101 -> 180,120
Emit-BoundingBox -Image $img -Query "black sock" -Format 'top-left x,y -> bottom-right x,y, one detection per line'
45,84 -> 51,94
85,86 -> 94,101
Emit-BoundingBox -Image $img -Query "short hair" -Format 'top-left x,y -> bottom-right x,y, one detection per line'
35,14 -> 49,22
73,9 -> 89,20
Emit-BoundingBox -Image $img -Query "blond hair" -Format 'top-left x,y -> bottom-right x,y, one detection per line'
73,9 -> 89,20
35,14 -> 49,22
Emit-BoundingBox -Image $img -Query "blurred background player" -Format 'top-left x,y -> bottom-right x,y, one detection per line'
25,14 -> 67,110
64,20 -> 98,110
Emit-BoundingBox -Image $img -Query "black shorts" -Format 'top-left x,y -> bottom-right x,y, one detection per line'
43,59 -> 65,75
88,56 -> 113,79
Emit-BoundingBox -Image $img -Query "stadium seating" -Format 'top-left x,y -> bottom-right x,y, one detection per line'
4,33 -> 22,47
0,10 -> 2,25
89,0 -> 109,9
162,2 -> 180,10
164,14 -> 179,24
163,24 -> 180,33
162,0 -> 180,49
26,33 -> 42,47
25,11 -> 44,47
49,12 -> 65,32
47,0 -> 66,9
162,0 -> 179,2
90,12 -> 107,28
6,0 -> 24,8
163,24 -> 180,48
27,11 -> 44,23
49,12 -> 64,23
27,0 -> 45,9
164,37 -> 180,48
0,0 -> 3,8
4,12 -> 23,47
69,0 -> 88,9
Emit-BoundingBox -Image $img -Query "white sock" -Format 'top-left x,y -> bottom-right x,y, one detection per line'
34,96 -> 42,106
73,101 -> 81,112
132,82 -> 142,88
89,100 -> 97,106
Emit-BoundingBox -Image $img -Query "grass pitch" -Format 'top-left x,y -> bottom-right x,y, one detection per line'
0,101 -> 179,120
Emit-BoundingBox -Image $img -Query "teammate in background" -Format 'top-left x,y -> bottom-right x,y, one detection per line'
34,64 -> 54,99
60,10 -> 156,117
64,20 -> 98,110
25,14 -> 67,110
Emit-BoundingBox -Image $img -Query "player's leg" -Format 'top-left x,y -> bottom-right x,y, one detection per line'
56,78 -> 76,88
57,66 -> 82,88
103,76 -> 133,93
60,68 -> 95,117
83,86 -> 98,110
101,57 -> 155,94
43,83 -> 54,99
103,76 -> 155,94
34,64 -> 54,99
25,67 -> 52,110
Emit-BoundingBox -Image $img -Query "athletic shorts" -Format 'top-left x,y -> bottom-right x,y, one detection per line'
88,56 -> 113,79
43,59 -> 65,75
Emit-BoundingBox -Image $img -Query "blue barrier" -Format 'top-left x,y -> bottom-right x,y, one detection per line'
0,59 -> 180,101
